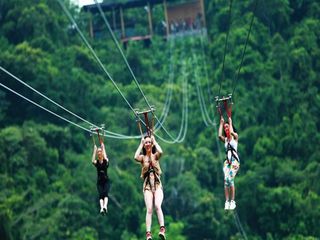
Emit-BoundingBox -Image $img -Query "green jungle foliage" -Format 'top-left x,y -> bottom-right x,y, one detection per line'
0,0 -> 319,239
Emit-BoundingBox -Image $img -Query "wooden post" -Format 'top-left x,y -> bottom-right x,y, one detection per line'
147,2 -> 153,36
200,0 -> 207,29
163,0 -> 169,37
120,7 -> 125,38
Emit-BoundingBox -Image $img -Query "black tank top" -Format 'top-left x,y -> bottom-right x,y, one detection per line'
95,159 -> 109,184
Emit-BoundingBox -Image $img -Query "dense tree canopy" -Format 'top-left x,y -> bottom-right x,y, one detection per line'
0,0 -> 319,239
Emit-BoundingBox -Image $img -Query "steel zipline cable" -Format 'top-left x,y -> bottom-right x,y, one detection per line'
231,0 -> 258,97
0,41 -> 180,139
93,0 -> 153,109
199,33 -> 216,120
192,47 -> 216,127
217,1 -> 258,237
153,43 -> 189,144
57,0 -> 189,143
91,0 -> 250,237
190,35 -> 217,127
218,0 -> 258,99
0,41 -> 182,141
193,52 -> 212,126
154,38 -> 175,129
56,0 -> 140,121
233,211 -> 248,240
56,0 -> 181,141
0,82 -> 91,133
92,0 -> 187,142
196,1 -> 257,237
153,42 -> 189,143
1,1 -> 250,237
217,0 -> 234,98
0,66 -> 138,139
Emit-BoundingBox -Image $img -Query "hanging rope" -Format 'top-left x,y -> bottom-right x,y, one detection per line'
58,0 -> 190,143
154,38 -> 176,129
93,0 -> 188,142
57,0 -> 136,114
217,0 -> 234,98
93,0 -> 153,111
0,66 -> 139,139
56,0 -> 158,138
0,82 -> 92,133
199,33 -> 216,120
155,47 -> 189,144
231,0 -> 258,97
192,44 -> 216,127
233,211 -> 248,240
193,53 -> 212,126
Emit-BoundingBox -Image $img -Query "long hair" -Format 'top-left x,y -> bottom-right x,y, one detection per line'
142,135 -> 156,155
223,121 -> 237,136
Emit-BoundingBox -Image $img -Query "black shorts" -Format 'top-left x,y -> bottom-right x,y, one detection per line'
97,180 -> 110,199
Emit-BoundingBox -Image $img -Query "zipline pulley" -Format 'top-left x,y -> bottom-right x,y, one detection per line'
215,94 -> 233,119
135,106 -> 155,138
90,124 -> 105,145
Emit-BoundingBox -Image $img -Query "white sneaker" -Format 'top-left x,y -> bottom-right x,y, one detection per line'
229,200 -> 236,210
224,201 -> 230,210
158,226 -> 166,240
100,208 -> 104,215
103,207 -> 108,214
146,231 -> 152,240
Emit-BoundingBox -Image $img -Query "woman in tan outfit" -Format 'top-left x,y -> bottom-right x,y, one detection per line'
134,135 -> 166,240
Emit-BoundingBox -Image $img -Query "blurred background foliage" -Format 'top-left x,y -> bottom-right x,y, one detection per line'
0,0 -> 319,239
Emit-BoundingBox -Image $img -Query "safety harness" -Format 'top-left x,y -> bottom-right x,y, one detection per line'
143,157 -> 160,192
226,142 -> 239,164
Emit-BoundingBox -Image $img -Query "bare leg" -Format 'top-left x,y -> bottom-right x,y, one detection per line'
103,197 -> 108,209
99,199 -> 104,209
223,163 -> 230,201
230,160 -> 239,201
154,188 -> 164,226
224,187 -> 230,201
230,186 -> 235,200
144,190 -> 154,232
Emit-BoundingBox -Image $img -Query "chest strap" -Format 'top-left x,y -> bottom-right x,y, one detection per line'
226,143 -> 239,162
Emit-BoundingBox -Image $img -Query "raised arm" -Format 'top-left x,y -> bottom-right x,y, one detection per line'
218,116 -> 225,142
134,138 -> 144,162
92,145 -> 97,165
151,135 -> 163,160
101,142 -> 109,162
228,117 -> 238,141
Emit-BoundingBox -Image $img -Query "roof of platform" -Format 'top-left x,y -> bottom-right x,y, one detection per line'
82,0 -> 191,13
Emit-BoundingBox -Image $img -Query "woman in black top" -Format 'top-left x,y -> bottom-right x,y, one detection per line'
92,142 -> 110,214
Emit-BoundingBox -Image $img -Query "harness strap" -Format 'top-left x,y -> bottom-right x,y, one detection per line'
223,99 -> 232,118
144,167 -> 160,192
143,112 -> 151,137
226,142 -> 239,162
